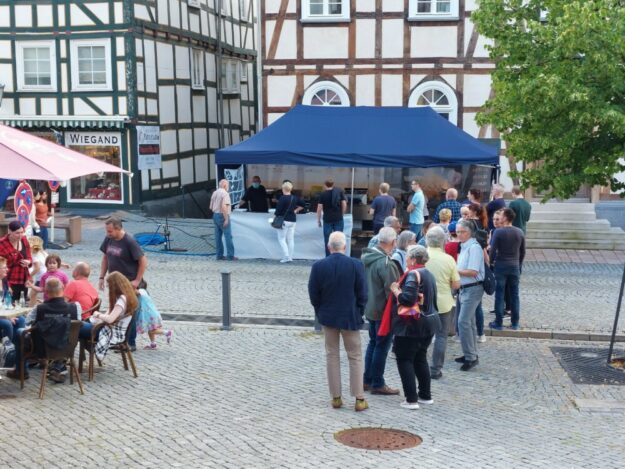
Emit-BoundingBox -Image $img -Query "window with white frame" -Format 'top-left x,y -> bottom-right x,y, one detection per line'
240,0 -> 249,22
408,0 -> 459,21
221,59 -> 240,94
70,39 -> 112,90
301,0 -> 350,22
408,81 -> 458,125
191,49 -> 204,89
16,41 -> 56,91
240,61 -> 248,82
302,81 -> 350,106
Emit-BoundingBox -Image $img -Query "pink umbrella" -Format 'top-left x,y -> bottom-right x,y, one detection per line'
0,124 -> 131,181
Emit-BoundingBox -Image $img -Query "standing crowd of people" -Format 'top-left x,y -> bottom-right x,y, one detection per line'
309,181 -> 529,411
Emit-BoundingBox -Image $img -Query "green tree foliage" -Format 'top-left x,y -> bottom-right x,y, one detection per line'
472,1 -> 625,199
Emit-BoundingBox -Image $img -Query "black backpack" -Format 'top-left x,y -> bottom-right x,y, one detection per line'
482,262 -> 496,295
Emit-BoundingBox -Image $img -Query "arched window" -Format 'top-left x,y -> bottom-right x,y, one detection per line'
408,81 -> 458,125
302,81 -> 350,106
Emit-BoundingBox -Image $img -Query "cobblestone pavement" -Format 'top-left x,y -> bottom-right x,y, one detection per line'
51,213 -> 625,334
1,326 -> 625,468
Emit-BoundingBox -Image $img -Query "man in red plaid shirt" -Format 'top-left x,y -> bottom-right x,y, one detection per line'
0,220 -> 32,304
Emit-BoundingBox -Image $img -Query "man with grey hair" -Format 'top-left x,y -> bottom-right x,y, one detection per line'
308,231 -> 369,411
368,216 -> 401,248
361,226 -> 400,395
210,179 -> 237,261
433,188 -> 462,223
426,226 -> 460,379
454,219 -> 485,371
486,183 -> 506,231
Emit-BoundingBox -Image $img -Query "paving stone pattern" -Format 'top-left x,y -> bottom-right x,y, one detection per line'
54,213 -> 625,334
2,327 -> 625,467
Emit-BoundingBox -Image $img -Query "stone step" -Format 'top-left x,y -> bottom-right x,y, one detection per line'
526,238 -> 625,250
529,211 -> 597,222
526,227 -> 625,241
527,219 -> 611,230
530,202 -> 595,212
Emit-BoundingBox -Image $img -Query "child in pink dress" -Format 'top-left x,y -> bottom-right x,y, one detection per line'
31,254 -> 69,301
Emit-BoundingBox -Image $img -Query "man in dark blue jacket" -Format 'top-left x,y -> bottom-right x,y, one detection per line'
308,231 -> 369,412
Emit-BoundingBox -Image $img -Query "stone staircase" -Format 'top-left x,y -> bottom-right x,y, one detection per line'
525,202 -> 625,250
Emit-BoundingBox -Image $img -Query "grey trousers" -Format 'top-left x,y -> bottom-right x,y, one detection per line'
458,285 -> 484,362
323,326 -> 365,399
430,309 -> 453,374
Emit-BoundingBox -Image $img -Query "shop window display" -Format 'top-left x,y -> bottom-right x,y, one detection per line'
66,132 -> 123,203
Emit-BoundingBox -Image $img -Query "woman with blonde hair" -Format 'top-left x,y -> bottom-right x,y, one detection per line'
274,181 -> 305,263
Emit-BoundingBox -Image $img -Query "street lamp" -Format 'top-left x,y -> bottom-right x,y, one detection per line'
0,83 -> 5,107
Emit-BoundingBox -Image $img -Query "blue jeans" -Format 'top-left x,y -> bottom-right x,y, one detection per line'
213,213 -> 235,259
409,223 -> 423,242
35,226 -> 49,249
322,220 -> 344,256
494,264 -> 520,327
476,302 -> 484,336
458,285 -> 484,362
0,316 -> 25,342
363,320 -> 393,389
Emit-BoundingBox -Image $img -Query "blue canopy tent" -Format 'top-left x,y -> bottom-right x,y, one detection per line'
216,105 -> 499,167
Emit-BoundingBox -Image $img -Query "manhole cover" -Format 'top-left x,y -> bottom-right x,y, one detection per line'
334,427 -> 422,450
551,347 -> 625,385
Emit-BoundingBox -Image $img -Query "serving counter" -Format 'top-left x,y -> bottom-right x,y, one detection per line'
229,211 -> 352,260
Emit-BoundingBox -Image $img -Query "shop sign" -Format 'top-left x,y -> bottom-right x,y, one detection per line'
137,126 -> 162,170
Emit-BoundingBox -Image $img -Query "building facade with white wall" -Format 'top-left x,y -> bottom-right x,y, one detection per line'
0,0 -> 257,210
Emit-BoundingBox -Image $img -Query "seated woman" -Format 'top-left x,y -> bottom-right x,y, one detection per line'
81,272 -> 138,360
0,256 -> 26,343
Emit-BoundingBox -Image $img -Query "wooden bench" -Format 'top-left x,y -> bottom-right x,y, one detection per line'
0,215 -> 82,244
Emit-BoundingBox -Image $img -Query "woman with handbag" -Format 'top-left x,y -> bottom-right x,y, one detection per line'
274,181 -> 305,263
378,245 -> 440,410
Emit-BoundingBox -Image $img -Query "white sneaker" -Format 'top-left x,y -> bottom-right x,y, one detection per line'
400,401 -> 420,410
477,335 -> 487,343
280,258 -> 290,263
418,397 -> 434,405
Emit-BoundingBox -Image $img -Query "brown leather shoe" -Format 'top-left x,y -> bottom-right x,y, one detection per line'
371,385 -> 400,395
6,369 -> 29,380
363,384 -> 371,392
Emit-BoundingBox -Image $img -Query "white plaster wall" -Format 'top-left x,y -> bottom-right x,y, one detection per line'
88,97 -> 114,114
358,0 -> 376,12
160,129 -> 177,155
268,113 -> 283,125
157,0 -> 169,24
40,99 -> 56,115
356,19 -> 376,58
411,27 -> 457,57
463,74 -> 491,107
157,43 -> 174,79
304,28 -> 348,59
116,37 -> 125,56
180,157 -> 194,185
69,5 -> 95,26
440,74 -> 457,89
195,154 -> 209,182
381,75 -> 403,106
147,99 -> 158,115
114,2 -> 123,23
383,0 -> 404,12
463,112 -> 480,137
0,6 -> 9,27
465,0 -> 478,11
265,0 -> 295,14
57,5 -> 65,27
267,76 -> 296,107
194,128 -> 207,150
175,46 -> 190,79
382,19 -> 404,58
145,40 -> 157,93
192,95 -> 206,122
356,75 -> 376,106
15,5 -> 32,27
135,4 -> 151,21
162,160 -> 178,179
37,5 -> 54,27
274,20 -> 297,59
474,35 -> 494,58
410,74 -> 427,90
117,62 -> 127,91
209,128 -> 219,148
19,98 -> 36,115
86,3 -> 109,23
207,88 -> 217,122
176,86 -> 192,123
169,0 -> 181,28
159,86 -> 176,123
179,129 -> 193,153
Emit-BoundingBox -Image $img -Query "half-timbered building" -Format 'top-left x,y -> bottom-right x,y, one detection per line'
0,0 -> 257,211
259,0 -> 510,197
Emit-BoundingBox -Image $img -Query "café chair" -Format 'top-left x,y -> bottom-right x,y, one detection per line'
79,310 -> 138,382
37,320 -> 84,399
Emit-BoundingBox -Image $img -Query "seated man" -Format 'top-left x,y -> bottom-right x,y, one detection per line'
7,277 -> 80,383
64,262 -> 99,319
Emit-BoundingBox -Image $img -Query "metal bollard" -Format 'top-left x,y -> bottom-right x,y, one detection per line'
221,271 -> 232,330
314,315 -> 322,334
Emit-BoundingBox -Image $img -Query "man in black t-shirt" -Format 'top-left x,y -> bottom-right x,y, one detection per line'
316,179 -> 347,257
238,175 -> 269,212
